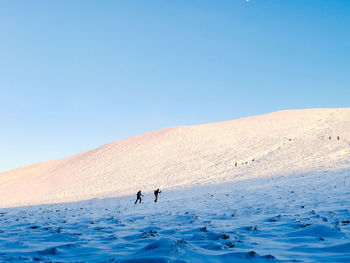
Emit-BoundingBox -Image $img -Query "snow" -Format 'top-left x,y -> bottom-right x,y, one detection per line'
0,169 -> 349,262
0,108 -> 349,208
0,108 -> 350,262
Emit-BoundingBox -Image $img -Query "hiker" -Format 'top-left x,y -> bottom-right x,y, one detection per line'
337,136 -> 340,141
154,189 -> 161,202
135,190 -> 143,204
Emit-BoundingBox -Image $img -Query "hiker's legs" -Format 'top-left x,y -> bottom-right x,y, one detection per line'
135,197 -> 141,204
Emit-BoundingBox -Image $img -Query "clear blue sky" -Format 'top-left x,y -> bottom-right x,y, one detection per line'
1,0 -> 349,172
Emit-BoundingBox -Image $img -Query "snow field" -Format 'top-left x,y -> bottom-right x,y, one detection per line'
0,168 -> 349,262
0,108 -> 349,262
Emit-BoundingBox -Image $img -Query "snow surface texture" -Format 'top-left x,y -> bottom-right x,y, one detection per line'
0,108 -> 349,208
0,108 -> 349,262
0,170 -> 349,262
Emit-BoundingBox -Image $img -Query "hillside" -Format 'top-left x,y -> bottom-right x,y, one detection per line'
0,108 -> 349,208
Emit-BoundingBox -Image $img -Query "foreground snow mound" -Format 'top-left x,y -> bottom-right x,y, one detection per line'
0,168 -> 349,262
0,108 -> 350,207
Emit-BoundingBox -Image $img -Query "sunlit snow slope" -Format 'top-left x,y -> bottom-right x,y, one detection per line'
1,108 -> 349,208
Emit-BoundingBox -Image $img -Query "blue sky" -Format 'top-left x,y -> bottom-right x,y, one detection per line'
1,0 -> 349,172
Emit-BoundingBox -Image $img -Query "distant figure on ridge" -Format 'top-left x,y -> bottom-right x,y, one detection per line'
135,190 -> 143,204
154,189 -> 161,202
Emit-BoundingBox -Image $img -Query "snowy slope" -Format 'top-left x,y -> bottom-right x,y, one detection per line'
1,108 -> 350,262
0,108 -> 349,208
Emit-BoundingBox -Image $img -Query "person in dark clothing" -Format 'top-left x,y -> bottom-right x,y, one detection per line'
135,190 -> 143,204
154,189 -> 161,202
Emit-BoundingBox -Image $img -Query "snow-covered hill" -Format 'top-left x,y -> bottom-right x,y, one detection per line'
1,108 -> 349,208
1,108 -> 350,262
